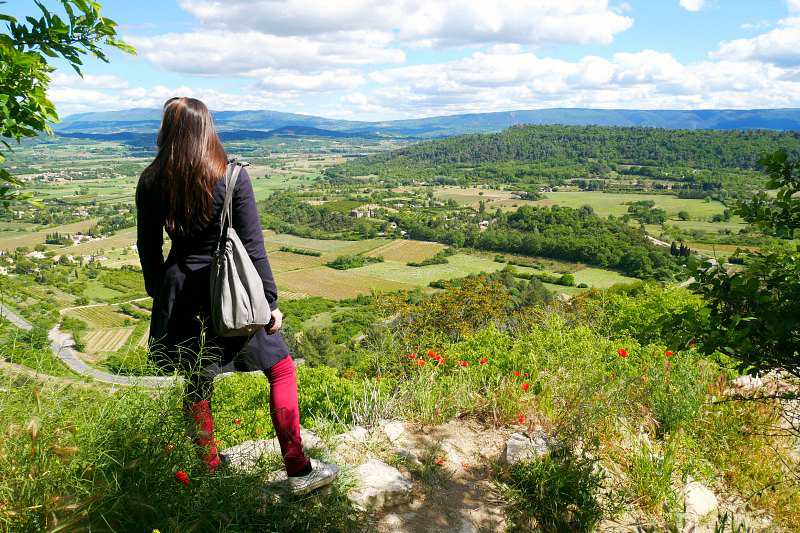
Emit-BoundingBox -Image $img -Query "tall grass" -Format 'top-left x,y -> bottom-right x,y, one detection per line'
0,374 -> 364,532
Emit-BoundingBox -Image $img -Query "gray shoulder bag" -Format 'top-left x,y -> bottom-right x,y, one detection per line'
210,162 -> 272,337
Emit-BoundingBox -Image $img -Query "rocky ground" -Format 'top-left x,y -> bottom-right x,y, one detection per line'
219,418 -> 780,532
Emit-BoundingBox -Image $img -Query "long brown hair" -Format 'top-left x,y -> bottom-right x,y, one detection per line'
141,97 -> 227,236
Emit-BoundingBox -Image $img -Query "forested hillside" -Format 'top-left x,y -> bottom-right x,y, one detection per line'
328,125 -> 800,179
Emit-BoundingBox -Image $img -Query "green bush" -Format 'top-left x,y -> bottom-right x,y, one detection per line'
279,246 -> 322,257
326,254 -> 383,270
502,448 -> 607,532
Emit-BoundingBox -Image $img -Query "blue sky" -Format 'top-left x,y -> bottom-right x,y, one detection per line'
7,0 -> 800,119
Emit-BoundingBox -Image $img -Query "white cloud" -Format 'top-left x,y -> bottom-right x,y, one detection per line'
129,31 -> 404,76
51,72 -> 129,90
788,0 -> 800,12
362,47 -> 800,117
253,69 -> 365,91
177,0 -> 632,46
711,17 -> 800,66
50,80 -> 301,116
679,0 -> 705,12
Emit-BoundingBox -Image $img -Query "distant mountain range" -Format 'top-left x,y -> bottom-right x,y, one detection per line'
55,107 -> 800,142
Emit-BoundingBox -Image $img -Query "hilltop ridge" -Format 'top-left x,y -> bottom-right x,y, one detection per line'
55,107 -> 800,138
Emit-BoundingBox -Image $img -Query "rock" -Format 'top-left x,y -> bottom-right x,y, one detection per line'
300,428 -> 322,449
503,430 -> 550,465
731,374 -> 763,391
348,459 -> 414,511
220,439 -> 280,471
221,429 -> 321,472
335,425 -> 370,444
381,420 -> 407,444
683,481 -> 718,521
393,447 -> 423,468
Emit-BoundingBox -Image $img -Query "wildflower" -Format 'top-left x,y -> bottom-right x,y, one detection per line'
427,349 -> 437,357
435,456 -> 445,466
524,372 -> 529,378
618,348 -> 628,358
479,357 -> 488,365
406,353 -> 417,360
416,359 -> 427,367
517,413 -> 526,425
665,350 -> 673,357
175,470 -> 190,486
521,382 -> 530,392
513,371 -> 520,377
458,360 -> 469,367
234,418 -> 242,426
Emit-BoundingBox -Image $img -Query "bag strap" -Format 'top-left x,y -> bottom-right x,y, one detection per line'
216,161 -> 243,252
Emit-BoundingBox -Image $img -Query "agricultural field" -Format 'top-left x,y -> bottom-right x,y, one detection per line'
531,191 -> 729,219
83,327 -> 135,353
355,253 -> 537,286
277,265 -> 416,299
0,218 -> 98,251
364,239 -> 445,263
66,305 -> 132,328
263,231 -> 386,257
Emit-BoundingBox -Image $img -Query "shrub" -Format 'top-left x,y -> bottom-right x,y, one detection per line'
502,448 -> 607,532
326,254 -> 383,270
279,246 -> 322,257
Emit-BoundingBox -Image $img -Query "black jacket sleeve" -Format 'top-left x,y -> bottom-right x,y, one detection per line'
231,167 -> 279,310
136,179 -> 164,298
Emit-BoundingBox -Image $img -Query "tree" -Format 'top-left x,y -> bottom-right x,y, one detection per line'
692,149 -> 800,379
0,0 -> 133,200
738,149 -> 800,239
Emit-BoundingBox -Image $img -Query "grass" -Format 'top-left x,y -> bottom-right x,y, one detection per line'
277,266 -> 415,299
263,231 -> 385,256
572,267 -> 638,288
354,253 -> 538,287
364,240 -> 445,263
532,191 -> 728,219
0,373 -> 366,532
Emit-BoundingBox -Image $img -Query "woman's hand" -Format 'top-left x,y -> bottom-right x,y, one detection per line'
268,308 -> 283,334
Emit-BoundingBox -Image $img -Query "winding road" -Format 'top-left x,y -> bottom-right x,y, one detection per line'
0,302 -> 179,388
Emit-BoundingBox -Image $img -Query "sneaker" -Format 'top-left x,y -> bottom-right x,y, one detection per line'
288,459 -> 339,495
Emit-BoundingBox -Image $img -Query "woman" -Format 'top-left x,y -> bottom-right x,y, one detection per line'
136,97 -> 338,494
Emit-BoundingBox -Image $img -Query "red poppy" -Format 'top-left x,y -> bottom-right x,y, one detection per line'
517,413 -> 526,424
416,359 -> 427,366
175,470 -> 190,486
435,456 -> 445,466
665,350 -> 673,357
435,358 -> 445,366
427,349 -> 437,357
513,370 -> 520,377
521,382 -> 530,392
458,360 -> 469,367
618,348 -> 628,358
524,372 -> 529,378
234,418 -> 242,425
479,357 -> 488,365
407,353 -> 417,360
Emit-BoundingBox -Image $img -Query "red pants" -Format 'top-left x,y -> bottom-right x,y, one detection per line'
185,355 -> 311,476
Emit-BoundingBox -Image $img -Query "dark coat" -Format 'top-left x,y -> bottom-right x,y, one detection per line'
136,166 -> 289,376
